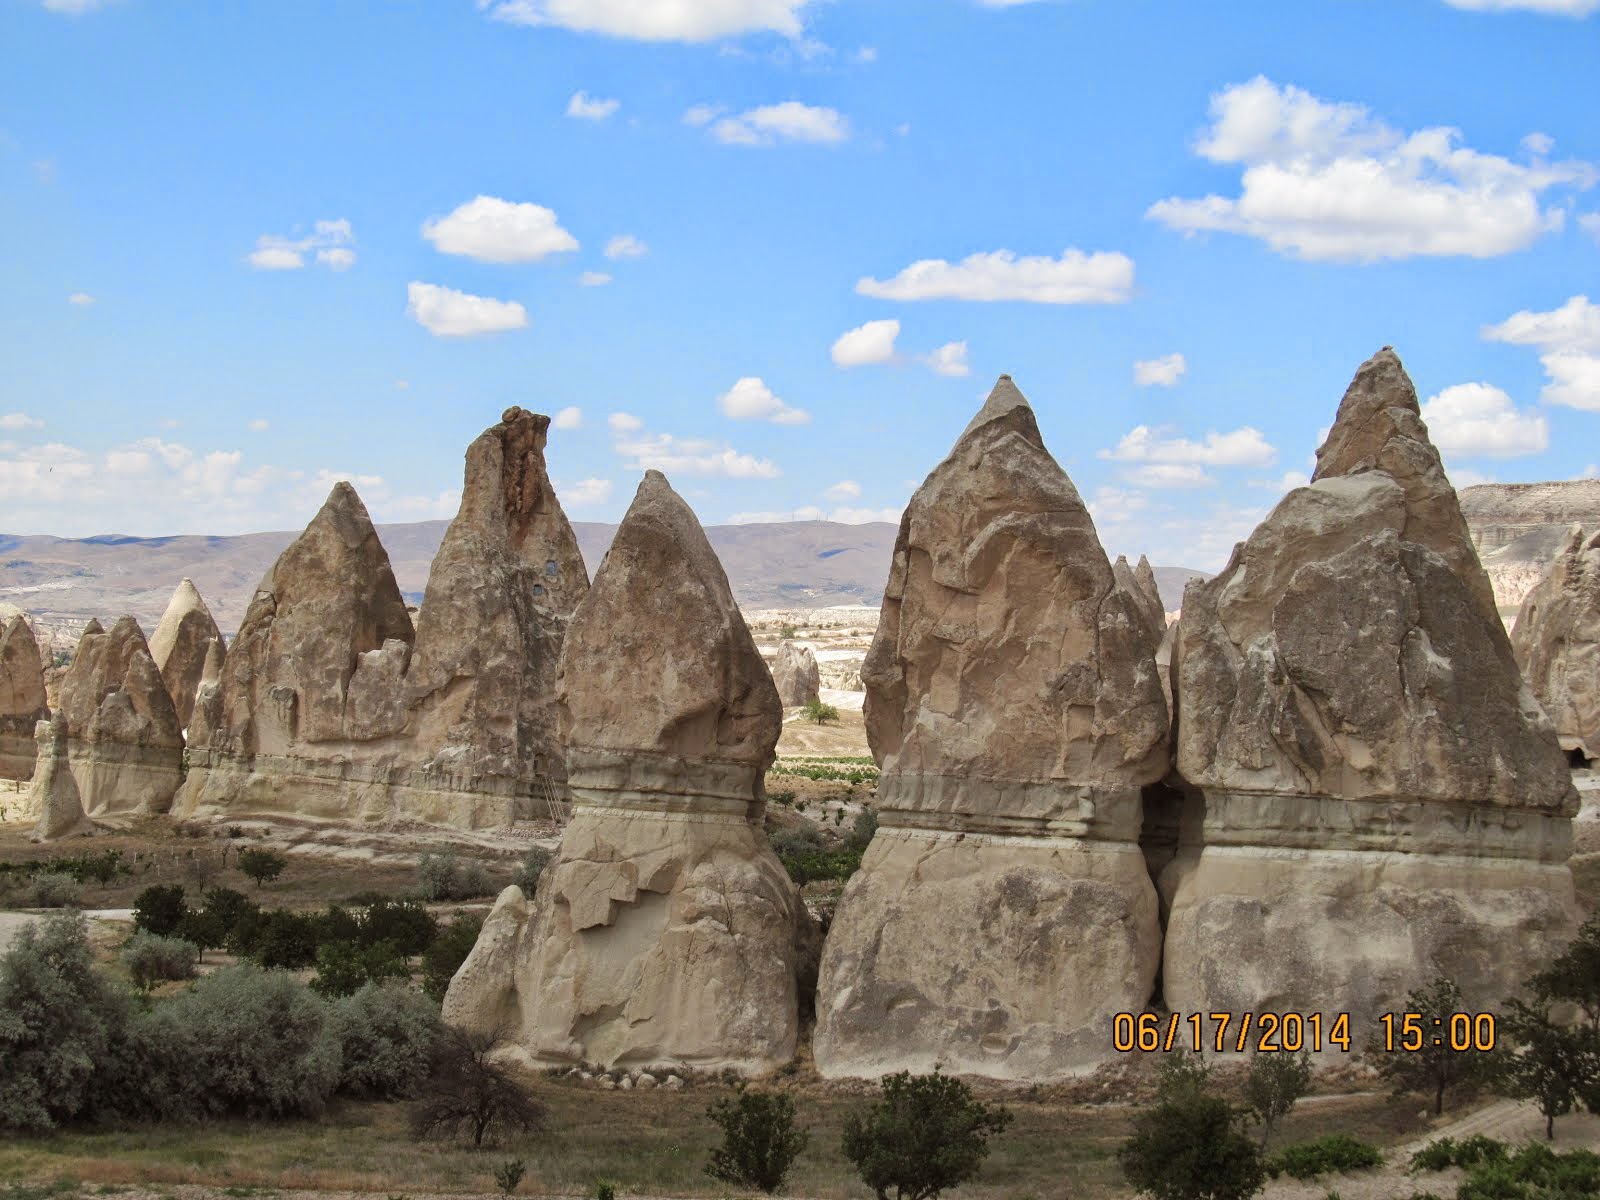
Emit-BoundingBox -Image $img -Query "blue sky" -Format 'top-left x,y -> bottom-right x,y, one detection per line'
2,0 -> 1597,569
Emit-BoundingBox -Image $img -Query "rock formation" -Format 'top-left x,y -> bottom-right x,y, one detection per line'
29,713 -> 92,841
772,641 -> 821,708
1114,555 -> 1167,644
1511,525 -> 1600,761
1166,348 -> 1578,1033
443,470 -> 807,1074
0,615 -> 49,780
813,375 -> 1170,1081
53,616 -> 184,816
400,406 -> 589,825
149,578 -> 225,730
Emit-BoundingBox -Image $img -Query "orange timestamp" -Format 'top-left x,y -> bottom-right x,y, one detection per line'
1112,1011 -> 1353,1054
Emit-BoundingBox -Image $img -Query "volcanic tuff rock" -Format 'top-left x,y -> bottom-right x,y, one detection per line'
149,578 -> 224,730
1114,555 -> 1167,644
1166,348 -> 1577,1036
813,375 -> 1169,1082
54,616 -> 184,816
772,641 -> 821,708
401,407 -> 589,823
29,713 -> 92,841
443,471 -> 807,1074
1511,525 -> 1600,760
0,616 -> 49,780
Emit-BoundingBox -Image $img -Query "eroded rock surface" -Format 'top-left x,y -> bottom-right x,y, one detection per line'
29,713 -> 92,841
0,616 -> 49,780
772,641 -> 821,708
813,375 -> 1169,1081
1511,525 -> 1600,760
1167,348 -> 1578,1034
149,578 -> 224,730
444,471 -> 806,1074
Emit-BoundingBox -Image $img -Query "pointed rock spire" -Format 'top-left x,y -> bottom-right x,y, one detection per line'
150,577 -> 224,729
1511,524 -> 1600,758
0,615 -> 49,780
29,713 -> 91,841
772,641 -> 821,708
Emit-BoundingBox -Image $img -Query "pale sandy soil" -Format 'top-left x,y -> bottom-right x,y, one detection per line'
776,705 -> 871,758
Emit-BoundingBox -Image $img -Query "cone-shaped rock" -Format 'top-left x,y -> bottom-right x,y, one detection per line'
1166,348 -> 1577,1037
443,471 -> 807,1074
0,616 -> 49,780
29,714 -> 92,841
149,578 -> 224,730
53,616 -> 183,816
176,482 -> 416,819
772,641 -> 821,708
813,375 -> 1169,1081
1511,525 -> 1600,761
402,407 -> 590,825
1115,555 -> 1167,644
1134,554 -> 1165,620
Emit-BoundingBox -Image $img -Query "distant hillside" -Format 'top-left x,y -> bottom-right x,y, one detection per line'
1458,481 -> 1600,619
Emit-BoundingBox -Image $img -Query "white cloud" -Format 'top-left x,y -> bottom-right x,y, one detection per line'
728,504 -> 901,524
615,432 -> 780,478
1581,213 -> 1600,245
1148,76 -> 1596,261
711,101 -> 850,147
831,319 -> 899,367
406,281 -> 528,337
922,341 -> 970,377
1134,352 -> 1187,387
1123,464 -> 1214,489
478,0 -> 812,41
1523,132 -> 1556,156
683,104 -> 724,127
1443,0 -> 1599,14
41,0 -> 119,13
856,248 -> 1135,304
1250,470 -> 1312,492
1483,295 -> 1600,410
558,477 -> 612,506
604,233 -> 648,259
1419,382 -> 1548,457
0,413 -> 45,430
579,270 -> 613,286
825,479 -> 861,500
553,406 -> 583,430
421,195 -> 579,263
567,90 -> 620,120
608,411 -> 643,433
247,418 -> 270,433
1099,424 -> 1278,467
67,292 -> 94,307
247,218 -> 356,271
718,377 -> 809,424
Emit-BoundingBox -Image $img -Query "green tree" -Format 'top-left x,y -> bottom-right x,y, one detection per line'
311,939 -> 409,998
1372,977 -> 1485,1115
423,913 -> 485,1002
841,1069 -> 1013,1200
176,907 -> 226,962
122,931 -> 198,992
236,847 -> 288,890
133,883 -> 189,937
706,1088 -> 809,1194
1118,1092 -> 1264,1200
412,1027 -> 547,1147
1496,997 -> 1599,1140
1242,1051 -> 1312,1150
802,699 -> 839,725
1529,910 -> 1600,1032
1155,1047 -> 1213,1105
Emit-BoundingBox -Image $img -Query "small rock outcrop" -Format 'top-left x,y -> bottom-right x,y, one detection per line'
53,616 -> 184,816
29,713 -> 92,841
401,406 -> 589,825
1511,525 -> 1600,761
444,471 -> 807,1074
149,578 -> 225,730
813,376 -> 1169,1081
772,641 -> 821,708
1113,555 -> 1167,644
0,615 -> 49,780
1167,348 -> 1578,1033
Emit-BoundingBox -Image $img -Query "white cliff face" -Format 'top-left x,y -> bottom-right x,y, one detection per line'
443,470 -> 809,1075
813,375 -> 1169,1082
0,615 -> 48,781
1165,348 -> 1579,1037
149,578 -> 225,731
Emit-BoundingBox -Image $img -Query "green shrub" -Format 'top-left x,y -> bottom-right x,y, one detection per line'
1118,1093 -> 1264,1200
0,912 -> 130,1132
841,1069 -> 1013,1200
423,913 -> 485,1002
199,887 -> 257,936
236,847 -> 287,889
418,849 -> 496,901
513,848 -> 550,895
770,825 -> 824,858
1243,1050 -> 1312,1150
133,884 -> 189,936
1268,1134 -> 1383,1180
1410,1135 -> 1509,1173
122,931 -> 197,991
32,872 -> 83,909
595,1183 -> 616,1200
360,898 -> 437,956
494,1159 -> 526,1197
801,699 -> 840,725
229,908 -> 320,968
311,939 -> 409,998
175,908 -> 226,961
316,905 -> 363,946
331,982 -> 441,1100
706,1088 -> 809,1193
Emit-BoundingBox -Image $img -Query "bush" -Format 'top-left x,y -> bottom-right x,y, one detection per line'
801,699 -> 839,725
1410,1135 -> 1509,1173
311,939 -> 410,998
32,871 -> 83,909
175,908 -> 226,961
330,982 -> 442,1099
513,848 -> 550,895
0,912 -> 130,1132
841,1069 -> 1013,1200
423,913 -> 485,1002
494,1159 -> 526,1197
1118,1092 -> 1264,1200
199,886 -> 257,937
1243,1050 -> 1312,1150
412,1026 -> 547,1147
1454,1145 -> 1600,1200
418,849 -> 496,901
360,898 -> 438,956
133,883 -> 189,936
236,847 -> 287,889
230,907 -> 320,968
706,1088 -> 809,1194
846,806 -> 879,852
1268,1134 -> 1383,1180
122,931 -> 197,991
